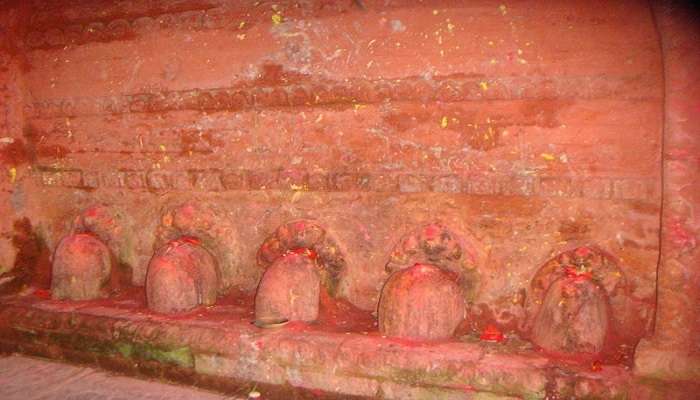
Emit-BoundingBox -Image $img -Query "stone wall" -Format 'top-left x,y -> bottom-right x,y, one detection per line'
2,0 -> 665,352
0,3 -> 27,280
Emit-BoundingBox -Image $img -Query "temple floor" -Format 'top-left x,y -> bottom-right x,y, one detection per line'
0,354 -> 238,400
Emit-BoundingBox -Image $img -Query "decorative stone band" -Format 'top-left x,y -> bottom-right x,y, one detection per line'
25,74 -> 658,119
24,2 -> 364,50
35,167 -> 660,201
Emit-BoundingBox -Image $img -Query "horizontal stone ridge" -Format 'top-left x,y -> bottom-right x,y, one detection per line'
35,167 -> 659,201
27,74 -> 658,119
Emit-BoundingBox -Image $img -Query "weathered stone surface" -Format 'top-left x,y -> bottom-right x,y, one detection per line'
146,239 -> 218,314
51,233 -> 111,300
526,246 -> 643,360
2,297 -> 657,399
255,251 -> 320,323
385,223 -> 482,299
634,2 -> 700,380
257,220 -> 346,297
0,355 -> 232,400
156,202 -> 245,292
378,263 -> 465,340
0,238 -> 15,276
531,276 -> 609,356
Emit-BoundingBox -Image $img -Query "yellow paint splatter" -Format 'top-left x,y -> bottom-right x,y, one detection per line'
490,59 -> 497,64
432,9 -> 439,15
440,116 -> 448,129
499,4 -> 507,15
159,144 -> 166,152
479,81 -> 489,91
239,21 -> 246,29
541,153 -> 556,161
271,13 -> 283,24
8,167 -> 16,183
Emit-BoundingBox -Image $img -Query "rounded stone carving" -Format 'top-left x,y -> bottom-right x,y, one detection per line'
531,276 -> 610,355
146,238 -> 218,314
378,263 -> 465,340
526,246 -> 633,357
257,220 -> 346,296
51,233 -> 111,300
255,251 -> 321,323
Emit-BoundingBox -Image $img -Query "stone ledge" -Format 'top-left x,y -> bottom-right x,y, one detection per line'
0,295 -> 632,399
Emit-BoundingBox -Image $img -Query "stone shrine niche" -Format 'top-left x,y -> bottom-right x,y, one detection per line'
257,220 -> 347,297
155,202 -> 244,292
385,222 -> 482,300
526,245 -> 649,362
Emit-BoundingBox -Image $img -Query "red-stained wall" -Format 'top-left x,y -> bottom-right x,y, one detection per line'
1,0 -> 695,374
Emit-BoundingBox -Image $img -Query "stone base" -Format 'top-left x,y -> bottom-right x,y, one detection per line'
0,291 -> 643,400
633,338 -> 700,382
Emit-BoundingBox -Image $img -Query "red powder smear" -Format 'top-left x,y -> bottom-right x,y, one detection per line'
33,289 -> 51,299
669,218 -> 696,249
0,139 -> 33,165
590,359 -> 603,372
292,220 -> 306,231
423,224 -> 440,239
574,246 -> 592,258
480,324 -> 505,342
317,288 -> 376,333
288,247 -> 318,260
177,236 -> 202,246
564,266 -> 593,282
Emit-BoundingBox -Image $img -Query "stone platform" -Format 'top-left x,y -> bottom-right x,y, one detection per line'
0,290 -> 636,400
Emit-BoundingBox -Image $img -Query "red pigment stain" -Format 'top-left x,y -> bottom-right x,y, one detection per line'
423,224 -> 440,239
480,324 -> 505,342
177,236 -> 202,246
0,139 -> 33,165
590,359 -> 603,372
669,218 -> 696,249
288,247 -> 318,260
317,288 -> 376,333
33,288 -> 51,299
563,265 -> 593,282
574,246 -> 592,258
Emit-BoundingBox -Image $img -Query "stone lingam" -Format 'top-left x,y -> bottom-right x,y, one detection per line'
1,0 -> 699,399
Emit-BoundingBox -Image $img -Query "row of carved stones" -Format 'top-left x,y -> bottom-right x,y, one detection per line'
25,8 -> 245,49
38,168 -> 659,201
27,75 -> 655,119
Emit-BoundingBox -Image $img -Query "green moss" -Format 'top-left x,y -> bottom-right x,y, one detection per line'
39,329 -> 193,369
389,367 -> 459,386
126,342 -> 194,368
